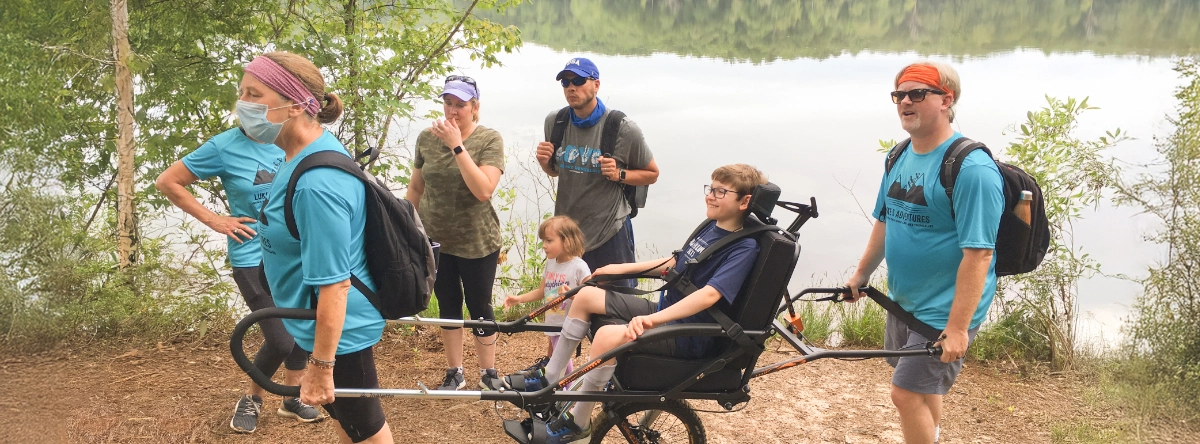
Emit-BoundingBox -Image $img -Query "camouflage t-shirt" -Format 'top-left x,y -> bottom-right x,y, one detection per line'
413,125 -> 505,259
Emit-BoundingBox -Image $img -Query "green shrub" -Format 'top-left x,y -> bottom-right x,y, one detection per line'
1116,57 -> 1200,410
969,303 -> 1052,363
0,187 -> 235,352
989,95 -> 1123,370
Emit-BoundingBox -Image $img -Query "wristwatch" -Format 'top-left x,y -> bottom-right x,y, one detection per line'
452,145 -> 464,155
618,169 -> 626,182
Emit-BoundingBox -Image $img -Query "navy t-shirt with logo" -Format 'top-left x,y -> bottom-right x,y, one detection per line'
657,221 -> 759,359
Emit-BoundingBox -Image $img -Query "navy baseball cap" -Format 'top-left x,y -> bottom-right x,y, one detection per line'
555,57 -> 600,80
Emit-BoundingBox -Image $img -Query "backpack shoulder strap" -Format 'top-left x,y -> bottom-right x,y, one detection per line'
884,138 -> 911,174
938,137 -> 993,208
284,150 -> 367,240
547,107 -> 571,172
284,151 -> 386,312
600,110 -> 626,157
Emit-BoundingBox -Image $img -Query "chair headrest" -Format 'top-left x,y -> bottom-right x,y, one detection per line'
747,182 -> 781,224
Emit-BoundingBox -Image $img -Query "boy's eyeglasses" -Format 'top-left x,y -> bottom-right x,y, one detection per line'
446,75 -> 478,93
560,76 -> 593,88
703,185 -> 737,199
890,88 -> 945,104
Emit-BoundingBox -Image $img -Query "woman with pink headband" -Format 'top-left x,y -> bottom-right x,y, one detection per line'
155,58 -> 323,432
247,52 -> 394,444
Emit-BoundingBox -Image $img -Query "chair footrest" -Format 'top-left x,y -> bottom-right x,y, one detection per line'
503,418 -> 531,444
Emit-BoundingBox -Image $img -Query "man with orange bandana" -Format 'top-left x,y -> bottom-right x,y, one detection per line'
845,62 -> 1004,444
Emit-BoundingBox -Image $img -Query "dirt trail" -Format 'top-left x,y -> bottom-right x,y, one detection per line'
0,328 -> 1182,443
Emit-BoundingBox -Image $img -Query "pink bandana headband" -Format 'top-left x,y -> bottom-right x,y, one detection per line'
244,56 -> 320,116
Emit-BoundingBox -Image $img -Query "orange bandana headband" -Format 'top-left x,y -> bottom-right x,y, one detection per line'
897,65 -> 951,98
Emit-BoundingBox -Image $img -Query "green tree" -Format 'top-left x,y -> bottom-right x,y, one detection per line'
989,96 -> 1124,370
270,0 -> 521,184
0,0 -> 523,348
1116,57 -> 1200,405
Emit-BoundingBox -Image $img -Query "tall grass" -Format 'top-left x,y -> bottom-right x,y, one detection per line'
837,300 -> 886,348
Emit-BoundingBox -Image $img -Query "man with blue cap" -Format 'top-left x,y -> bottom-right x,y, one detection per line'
535,57 -> 659,288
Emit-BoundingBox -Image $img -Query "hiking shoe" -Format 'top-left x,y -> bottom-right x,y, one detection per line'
517,355 -> 550,376
229,394 -> 262,433
504,368 -> 549,392
545,410 -> 591,444
436,367 -> 466,390
277,396 -> 324,423
480,368 -> 507,390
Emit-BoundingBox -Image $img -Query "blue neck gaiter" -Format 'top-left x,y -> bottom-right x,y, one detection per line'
570,98 -> 606,128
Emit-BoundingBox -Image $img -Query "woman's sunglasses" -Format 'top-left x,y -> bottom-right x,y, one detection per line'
890,88 -> 945,104
446,75 -> 478,94
560,76 -> 593,88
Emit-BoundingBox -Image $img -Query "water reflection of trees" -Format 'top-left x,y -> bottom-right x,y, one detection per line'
489,0 -> 1200,61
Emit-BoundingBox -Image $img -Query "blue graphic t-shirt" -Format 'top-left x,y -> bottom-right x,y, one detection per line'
658,221 -> 759,359
182,128 -> 284,267
871,133 -> 1004,330
259,131 -> 384,354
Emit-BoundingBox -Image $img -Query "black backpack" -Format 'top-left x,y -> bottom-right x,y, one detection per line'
282,150 -> 437,319
549,107 -> 648,217
885,137 -> 1050,276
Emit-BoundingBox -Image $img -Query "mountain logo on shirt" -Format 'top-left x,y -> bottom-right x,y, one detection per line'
253,169 -> 275,185
887,173 -> 928,206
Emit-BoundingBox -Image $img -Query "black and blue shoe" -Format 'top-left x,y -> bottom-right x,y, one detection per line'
544,411 -> 591,444
504,368 -> 549,392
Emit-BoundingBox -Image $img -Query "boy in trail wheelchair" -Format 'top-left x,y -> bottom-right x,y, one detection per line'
506,164 -> 767,444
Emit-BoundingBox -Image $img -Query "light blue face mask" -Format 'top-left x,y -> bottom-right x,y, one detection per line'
236,100 -> 293,144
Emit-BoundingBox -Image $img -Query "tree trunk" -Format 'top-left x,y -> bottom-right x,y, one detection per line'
111,0 -> 138,268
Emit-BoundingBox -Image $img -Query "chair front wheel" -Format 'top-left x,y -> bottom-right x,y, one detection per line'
589,399 -> 706,444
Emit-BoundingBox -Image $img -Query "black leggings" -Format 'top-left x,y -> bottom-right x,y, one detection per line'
434,250 -> 499,336
232,266 -> 308,375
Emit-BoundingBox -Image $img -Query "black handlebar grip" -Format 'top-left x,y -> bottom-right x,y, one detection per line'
229,307 -> 317,397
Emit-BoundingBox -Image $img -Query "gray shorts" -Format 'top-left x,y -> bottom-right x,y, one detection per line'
590,290 -> 677,357
885,313 -> 978,395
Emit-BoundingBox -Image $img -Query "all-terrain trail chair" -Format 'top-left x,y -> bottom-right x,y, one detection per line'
502,183 -> 810,443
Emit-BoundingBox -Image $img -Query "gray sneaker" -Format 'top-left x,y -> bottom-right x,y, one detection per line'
436,367 -> 466,390
277,396 -> 324,423
480,368 -> 507,390
229,394 -> 262,433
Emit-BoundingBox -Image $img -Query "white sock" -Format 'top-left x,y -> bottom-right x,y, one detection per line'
546,317 -> 589,382
568,364 -> 614,429
934,425 -> 940,443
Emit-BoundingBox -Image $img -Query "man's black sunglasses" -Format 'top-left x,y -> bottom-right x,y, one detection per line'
446,75 -> 478,92
890,88 -> 945,104
560,76 -> 594,88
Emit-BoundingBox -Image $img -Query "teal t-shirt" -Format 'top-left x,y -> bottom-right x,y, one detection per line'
259,131 -> 384,354
181,128 -> 284,268
871,133 -> 1004,330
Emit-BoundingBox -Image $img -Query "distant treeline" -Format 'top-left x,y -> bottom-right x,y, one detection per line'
487,0 -> 1200,61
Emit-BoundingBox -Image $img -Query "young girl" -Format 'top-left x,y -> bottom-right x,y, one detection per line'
504,215 -> 590,376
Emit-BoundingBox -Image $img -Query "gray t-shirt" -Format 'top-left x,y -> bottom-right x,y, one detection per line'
543,109 -> 652,251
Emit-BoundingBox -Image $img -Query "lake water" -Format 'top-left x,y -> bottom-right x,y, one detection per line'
407,0 -> 1200,347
